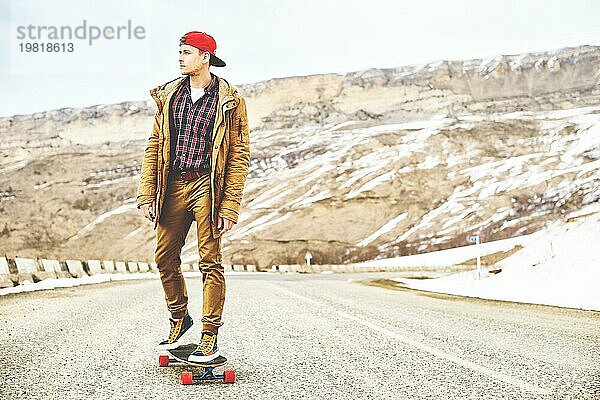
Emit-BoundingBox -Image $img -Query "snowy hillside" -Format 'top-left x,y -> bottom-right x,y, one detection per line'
232,105 -> 600,267
392,203 -> 600,310
0,45 -> 598,268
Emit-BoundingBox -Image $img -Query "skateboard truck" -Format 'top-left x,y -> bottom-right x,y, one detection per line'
180,368 -> 236,385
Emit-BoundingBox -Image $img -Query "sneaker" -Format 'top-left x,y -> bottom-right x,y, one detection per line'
158,313 -> 194,350
188,331 -> 220,363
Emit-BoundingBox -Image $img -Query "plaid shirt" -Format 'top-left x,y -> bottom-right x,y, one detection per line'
171,74 -> 219,171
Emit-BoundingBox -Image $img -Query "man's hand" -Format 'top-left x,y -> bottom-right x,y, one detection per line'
140,201 -> 156,222
217,216 -> 235,235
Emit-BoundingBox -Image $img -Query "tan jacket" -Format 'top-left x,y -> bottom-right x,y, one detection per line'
136,75 -> 250,239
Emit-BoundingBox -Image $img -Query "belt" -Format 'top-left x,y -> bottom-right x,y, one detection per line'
172,168 -> 210,181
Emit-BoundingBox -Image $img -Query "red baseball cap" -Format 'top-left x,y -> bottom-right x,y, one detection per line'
180,31 -> 226,67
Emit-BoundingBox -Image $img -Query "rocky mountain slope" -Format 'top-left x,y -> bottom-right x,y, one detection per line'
1,45 -> 598,269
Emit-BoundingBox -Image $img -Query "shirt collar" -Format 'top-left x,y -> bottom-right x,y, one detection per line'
183,73 -> 218,95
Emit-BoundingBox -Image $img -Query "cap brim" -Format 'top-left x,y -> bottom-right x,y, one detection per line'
210,54 -> 226,67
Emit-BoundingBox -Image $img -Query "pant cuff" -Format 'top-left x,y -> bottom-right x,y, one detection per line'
171,309 -> 188,320
202,324 -> 219,335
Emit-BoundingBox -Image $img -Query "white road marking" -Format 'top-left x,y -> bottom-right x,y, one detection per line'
274,284 -> 551,396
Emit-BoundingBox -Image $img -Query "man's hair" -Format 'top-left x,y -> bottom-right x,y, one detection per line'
179,33 -> 188,46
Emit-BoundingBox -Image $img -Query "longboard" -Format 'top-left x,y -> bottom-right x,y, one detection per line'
158,343 -> 235,384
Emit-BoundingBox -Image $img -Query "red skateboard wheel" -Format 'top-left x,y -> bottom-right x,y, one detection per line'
181,371 -> 193,385
158,355 -> 170,367
224,369 -> 236,383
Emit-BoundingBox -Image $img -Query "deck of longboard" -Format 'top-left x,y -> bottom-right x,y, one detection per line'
167,344 -> 227,367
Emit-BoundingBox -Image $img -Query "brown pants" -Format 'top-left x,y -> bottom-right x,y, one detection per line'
155,171 -> 225,335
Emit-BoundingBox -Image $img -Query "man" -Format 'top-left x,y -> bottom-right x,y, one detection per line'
136,31 -> 250,363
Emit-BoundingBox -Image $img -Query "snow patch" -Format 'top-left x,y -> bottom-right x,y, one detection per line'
394,205 -> 600,310
357,212 -> 408,247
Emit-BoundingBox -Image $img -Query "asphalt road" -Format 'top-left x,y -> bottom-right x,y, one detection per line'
1,272 -> 598,399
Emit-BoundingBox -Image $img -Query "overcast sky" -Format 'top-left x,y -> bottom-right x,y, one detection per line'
0,0 -> 598,116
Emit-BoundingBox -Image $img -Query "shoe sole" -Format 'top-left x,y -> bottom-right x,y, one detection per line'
188,351 -> 220,363
158,341 -> 185,350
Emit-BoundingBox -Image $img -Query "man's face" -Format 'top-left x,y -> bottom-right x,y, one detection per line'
178,44 -> 209,75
